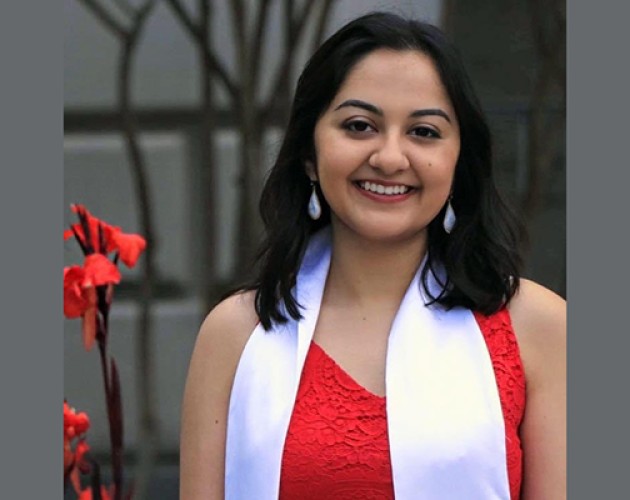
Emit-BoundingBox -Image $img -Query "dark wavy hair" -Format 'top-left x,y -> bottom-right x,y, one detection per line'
244,12 -> 525,330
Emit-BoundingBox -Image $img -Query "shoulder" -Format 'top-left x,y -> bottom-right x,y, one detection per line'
507,278 -> 566,389
186,290 -> 259,397
508,278 -> 566,324
185,288 -> 259,407
184,288 -> 260,430
506,282 -> 566,498
179,290 -> 259,499
196,289 -> 259,354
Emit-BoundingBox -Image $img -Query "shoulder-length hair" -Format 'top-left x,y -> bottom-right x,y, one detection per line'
247,12 -> 525,330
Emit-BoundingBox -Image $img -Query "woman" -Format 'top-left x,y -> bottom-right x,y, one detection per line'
180,12 -> 566,500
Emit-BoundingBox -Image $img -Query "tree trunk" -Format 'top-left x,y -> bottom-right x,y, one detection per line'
198,1 -> 219,308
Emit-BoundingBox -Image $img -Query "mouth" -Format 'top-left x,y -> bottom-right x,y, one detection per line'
354,180 -> 416,197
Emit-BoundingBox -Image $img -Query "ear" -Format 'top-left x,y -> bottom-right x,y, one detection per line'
305,160 -> 318,182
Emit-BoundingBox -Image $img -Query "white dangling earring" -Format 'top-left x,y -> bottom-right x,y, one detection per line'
443,197 -> 456,234
308,181 -> 322,220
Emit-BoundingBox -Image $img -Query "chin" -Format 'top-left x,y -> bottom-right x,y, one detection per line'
350,224 -> 428,246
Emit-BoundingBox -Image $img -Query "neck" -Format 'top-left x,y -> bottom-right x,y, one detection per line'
325,224 -> 428,309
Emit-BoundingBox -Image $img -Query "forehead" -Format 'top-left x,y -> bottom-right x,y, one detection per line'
331,49 -> 453,113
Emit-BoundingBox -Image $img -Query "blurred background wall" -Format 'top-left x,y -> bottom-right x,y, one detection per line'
64,0 -> 564,496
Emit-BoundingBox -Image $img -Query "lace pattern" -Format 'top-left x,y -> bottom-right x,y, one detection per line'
279,309 -> 526,500
475,309 -> 526,500
279,342 -> 395,499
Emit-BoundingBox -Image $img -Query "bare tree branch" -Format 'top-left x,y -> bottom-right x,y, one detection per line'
230,0 -> 247,47
195,0 -> 220,309
165,0 -> 201,40
230,0 -> 248,91
312,0 -> 334,52
198,0 -> 210,46
113,0 -> 136,18
282,0 -> 293,95
138,0 -> 156,16
250,0 -> 272,89
284,0 -> 293,48
262,0 -> 319,121
293,0 -> 318,40
77,0 -> 128,38
205,52 -> 240,101
166,0 -> 240,101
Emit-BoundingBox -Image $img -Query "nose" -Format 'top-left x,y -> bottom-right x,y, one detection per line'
368,133 -> 411,175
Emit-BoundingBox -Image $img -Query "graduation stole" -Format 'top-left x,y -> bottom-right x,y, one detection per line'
225,228 -> 510,499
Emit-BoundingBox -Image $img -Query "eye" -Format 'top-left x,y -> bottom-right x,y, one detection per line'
343,120 -> 376,134
410,126 -> 441,139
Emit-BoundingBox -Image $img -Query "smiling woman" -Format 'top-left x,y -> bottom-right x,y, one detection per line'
309,49 -> 460,246
179,12 -> 566,500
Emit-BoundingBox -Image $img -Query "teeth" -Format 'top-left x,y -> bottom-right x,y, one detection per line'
359,181 -> 410,195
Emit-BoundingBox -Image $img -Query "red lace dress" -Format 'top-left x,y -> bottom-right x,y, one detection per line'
279,308 -> 526,499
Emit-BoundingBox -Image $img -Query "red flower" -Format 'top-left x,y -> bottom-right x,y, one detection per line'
78,485 -> 113,500
64,204 -> 146,268
75,440 -> 91,473
64,401 -> 91,478
109,230 -> 146,268
64,255 -> 120,350
64,205 -> 116,254
64,401 -> 90,440
64,265 -> 98,349
64,266 -> 89,319
82,254 -> 121,287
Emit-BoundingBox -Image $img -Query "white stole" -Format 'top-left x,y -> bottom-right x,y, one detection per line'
225,229 -> 510,499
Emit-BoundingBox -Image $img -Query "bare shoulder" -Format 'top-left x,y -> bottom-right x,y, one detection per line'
508,278 -> 566,335
179,290 -> 258,499
196,289 -> 259,355
507,281 -> 566,499
507,278 -> 566,386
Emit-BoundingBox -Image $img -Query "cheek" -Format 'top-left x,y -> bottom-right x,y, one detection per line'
424,145 -> 459,184
420,157 -> 457,187
315,137 -> 362,182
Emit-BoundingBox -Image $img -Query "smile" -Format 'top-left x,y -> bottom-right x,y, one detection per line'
356,181 -> 413,196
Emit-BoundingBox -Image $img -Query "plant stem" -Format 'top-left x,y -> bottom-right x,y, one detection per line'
97,325 -> 123,500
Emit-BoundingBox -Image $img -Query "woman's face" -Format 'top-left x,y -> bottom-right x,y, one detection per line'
311,48 -> 461,245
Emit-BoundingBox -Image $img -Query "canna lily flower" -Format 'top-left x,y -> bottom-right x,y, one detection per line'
82,254 -> 121,287
63,255 -> 120,350
81,288 -> 98,351
64,204 -> 146,268
64,205 -> 116,255
64,266 -> 96,350
75,440 -> 91,474
64,204 -> 141,497
64,401 -> 90,475
64,266 -> 89,319
64,265 -> 97,349
78,485 -> 113,500
64,401 -> 90,440
108,230 -> 146,268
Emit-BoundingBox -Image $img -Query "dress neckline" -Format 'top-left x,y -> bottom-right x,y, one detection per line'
310,340 -> 387,400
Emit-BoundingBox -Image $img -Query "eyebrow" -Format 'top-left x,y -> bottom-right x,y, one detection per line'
333,99 -> 452,123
